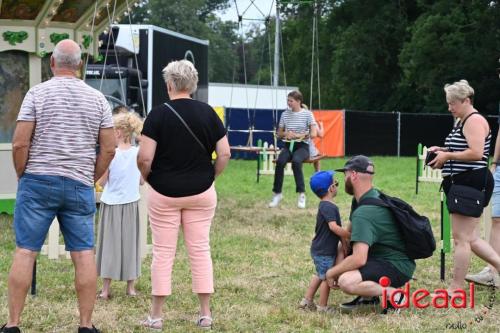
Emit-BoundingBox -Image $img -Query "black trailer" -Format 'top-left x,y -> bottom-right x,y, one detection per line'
85,24 -> 209,116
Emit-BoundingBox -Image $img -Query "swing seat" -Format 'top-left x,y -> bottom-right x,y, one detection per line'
305,155 -> 325,163
272,154 -> 325,164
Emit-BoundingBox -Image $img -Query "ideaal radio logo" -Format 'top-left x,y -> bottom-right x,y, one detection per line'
379,276 -> 496,329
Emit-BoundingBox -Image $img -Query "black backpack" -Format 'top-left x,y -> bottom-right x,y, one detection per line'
356,191 -> 436,259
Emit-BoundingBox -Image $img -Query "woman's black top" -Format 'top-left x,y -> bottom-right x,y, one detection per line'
142,98 -> 226,197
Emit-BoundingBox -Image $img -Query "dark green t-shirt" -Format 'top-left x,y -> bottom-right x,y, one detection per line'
350,188 -> 416,278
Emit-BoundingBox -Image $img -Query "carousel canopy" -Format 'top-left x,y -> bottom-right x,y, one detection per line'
0,0 -> 139,56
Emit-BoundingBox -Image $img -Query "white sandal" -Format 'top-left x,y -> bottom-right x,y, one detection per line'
140,316 -> 163,331
196,315 -> 213,330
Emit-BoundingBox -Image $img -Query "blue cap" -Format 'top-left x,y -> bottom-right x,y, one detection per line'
310,170 -> 335,197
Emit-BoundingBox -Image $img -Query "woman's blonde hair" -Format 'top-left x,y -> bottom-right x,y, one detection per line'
113,112 -> 143,143
444,79 -> 474,103
162,60 -> 198,94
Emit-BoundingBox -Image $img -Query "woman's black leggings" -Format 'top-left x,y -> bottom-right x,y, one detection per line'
272,142 -> 310,193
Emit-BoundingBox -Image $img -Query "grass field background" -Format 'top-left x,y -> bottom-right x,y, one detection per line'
0,157 -> 499,332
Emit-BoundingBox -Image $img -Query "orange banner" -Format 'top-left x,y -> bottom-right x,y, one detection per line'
312,110 -> 344,157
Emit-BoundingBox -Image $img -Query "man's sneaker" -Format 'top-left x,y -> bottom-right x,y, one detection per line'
339,296 -> 380,314
381,292 -> 406,314
0,325 -> 21,333
268,193 -> 283,208
465,266 -> 500,288
78,325 -> 101,333
298,298 -> 317,311
297,193 -> 306,209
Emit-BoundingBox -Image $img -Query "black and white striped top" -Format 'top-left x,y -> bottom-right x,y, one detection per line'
442,113 -> 491,176
17,77 -> 113,186
278,108 -> 316,136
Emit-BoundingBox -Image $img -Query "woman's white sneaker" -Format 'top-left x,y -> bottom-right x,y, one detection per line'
465,266 -> 500,288
268,193 -> 283,208
297,193 -> 306,209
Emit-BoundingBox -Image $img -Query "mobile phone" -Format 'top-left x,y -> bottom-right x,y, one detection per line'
425,151 -> 437,166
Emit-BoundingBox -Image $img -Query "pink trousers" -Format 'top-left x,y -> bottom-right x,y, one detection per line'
148,184 -> 217,296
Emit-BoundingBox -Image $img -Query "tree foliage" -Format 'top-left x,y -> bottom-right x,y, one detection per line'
277,0 -> 500,114
128,0 -> 499,114
398,0 -> 500,113
127,0 -> 237,82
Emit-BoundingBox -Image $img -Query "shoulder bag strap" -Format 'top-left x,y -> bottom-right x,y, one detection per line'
164,102 -> 208,154
460,111 -> 479,127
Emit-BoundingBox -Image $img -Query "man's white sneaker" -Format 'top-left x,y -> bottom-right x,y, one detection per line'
268,193 -> 283,208
465,266 -> 500,288
297,193 -> 306,209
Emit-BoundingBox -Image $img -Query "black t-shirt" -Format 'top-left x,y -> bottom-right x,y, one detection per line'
310,201 -> 342,256
141,99 -> 226,197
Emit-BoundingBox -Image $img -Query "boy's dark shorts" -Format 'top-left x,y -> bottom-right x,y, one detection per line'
358,257 -> 411,288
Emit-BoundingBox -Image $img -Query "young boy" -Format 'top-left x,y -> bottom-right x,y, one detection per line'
299,170 -> 351,312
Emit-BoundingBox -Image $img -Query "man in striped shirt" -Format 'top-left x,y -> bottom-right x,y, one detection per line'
2,40 -> 115,333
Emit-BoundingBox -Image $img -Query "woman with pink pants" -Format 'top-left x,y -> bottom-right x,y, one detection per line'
137,60 -> 231,330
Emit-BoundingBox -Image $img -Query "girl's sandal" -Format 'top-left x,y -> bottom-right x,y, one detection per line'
140,316 -> 163,331
97,290 -> 111,300
196,315 -> 213,330
126,290 -> 139,297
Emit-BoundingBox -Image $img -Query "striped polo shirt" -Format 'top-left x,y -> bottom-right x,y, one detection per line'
279,108 -> 316,136
17,76 -> 113,186
442,114 -> 491,176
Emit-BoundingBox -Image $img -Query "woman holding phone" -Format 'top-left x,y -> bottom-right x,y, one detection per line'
429,80 -> 500,293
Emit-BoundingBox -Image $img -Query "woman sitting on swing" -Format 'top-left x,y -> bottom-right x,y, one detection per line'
269,90 -> 317,209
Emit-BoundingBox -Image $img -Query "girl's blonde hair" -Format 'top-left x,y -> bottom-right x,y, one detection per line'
113,112 -> 143,142
444,79 -> 475,104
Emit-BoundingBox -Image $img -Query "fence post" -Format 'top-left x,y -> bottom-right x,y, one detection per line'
396,111 -> 401,157
31,261 -> 36,296
440,192 -> 451,281
47,219 -> 61,259
416,143 -> 422,194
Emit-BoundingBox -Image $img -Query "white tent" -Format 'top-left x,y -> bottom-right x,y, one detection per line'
209,82 -> 297,109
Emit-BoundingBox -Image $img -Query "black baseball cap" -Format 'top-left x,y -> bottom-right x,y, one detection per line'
335,155 -> 375,174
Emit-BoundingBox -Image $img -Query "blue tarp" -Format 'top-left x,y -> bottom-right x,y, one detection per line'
226,107 -> 285,147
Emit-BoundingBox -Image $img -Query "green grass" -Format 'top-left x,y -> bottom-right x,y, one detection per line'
0,157 -> 499,332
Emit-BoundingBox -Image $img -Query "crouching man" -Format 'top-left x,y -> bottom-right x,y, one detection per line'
326,156 -> 415,314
